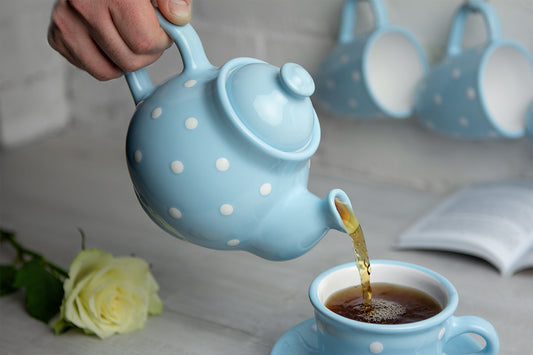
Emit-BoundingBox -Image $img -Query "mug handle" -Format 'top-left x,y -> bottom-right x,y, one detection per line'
446,0 -> 502,57
338,0 -> 389,44
443,315 -> 500,355
125,9 -> 214,105
526,101 -> 533,143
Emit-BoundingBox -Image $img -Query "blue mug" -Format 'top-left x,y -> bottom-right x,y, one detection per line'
415,0 -> 533,139
309,260 -> 499,355
527,101 -> 533,143
315,0 -> 428,119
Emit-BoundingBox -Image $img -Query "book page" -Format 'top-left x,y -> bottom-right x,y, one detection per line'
510,243 -> 533,275
396,179 -> 533,276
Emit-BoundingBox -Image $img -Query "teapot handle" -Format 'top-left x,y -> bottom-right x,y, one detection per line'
338,0 -> 389,44
125,9 -> 214,105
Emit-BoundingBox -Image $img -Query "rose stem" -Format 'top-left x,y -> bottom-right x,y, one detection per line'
1,229 -> 69,278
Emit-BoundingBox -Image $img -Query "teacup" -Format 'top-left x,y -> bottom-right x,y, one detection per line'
315,0 -> 428,119
415,0 -> 533,139
309,260 -> 500,355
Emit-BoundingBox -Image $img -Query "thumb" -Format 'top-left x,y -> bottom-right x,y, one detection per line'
156,0 -> 192,26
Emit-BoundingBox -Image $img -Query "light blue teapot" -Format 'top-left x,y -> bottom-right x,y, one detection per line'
124,10 -> 350,261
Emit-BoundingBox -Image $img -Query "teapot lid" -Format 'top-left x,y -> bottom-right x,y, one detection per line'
217,59 -> 316,152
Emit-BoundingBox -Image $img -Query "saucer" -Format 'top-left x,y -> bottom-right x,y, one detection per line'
271,318 -> 483,354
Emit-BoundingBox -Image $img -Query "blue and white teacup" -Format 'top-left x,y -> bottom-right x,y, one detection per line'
415,0 -> 533,139
309,260 -> 499,355
315,0 -> 428,119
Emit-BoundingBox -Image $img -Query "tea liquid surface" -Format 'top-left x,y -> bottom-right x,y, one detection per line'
326,283 -> 442,324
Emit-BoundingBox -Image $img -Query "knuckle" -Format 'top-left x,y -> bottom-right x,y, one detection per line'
121,55 -> 159,73
93,68 -> 122,81
121,61 -> 143,74
129,36 -> 158,55
66,0 -> 87,14
120,60 -> 140,73
50,6 -> 68,34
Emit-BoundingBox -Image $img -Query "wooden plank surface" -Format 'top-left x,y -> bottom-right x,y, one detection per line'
1,128 -> 531,354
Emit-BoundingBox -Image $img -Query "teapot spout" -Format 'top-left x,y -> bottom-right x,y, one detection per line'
249,188 -> 350,261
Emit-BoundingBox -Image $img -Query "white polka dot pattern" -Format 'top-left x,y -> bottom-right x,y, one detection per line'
171,161 -> 184,174
184,79 -> 197,87
151,107 -> 162,119
134,150 -> 142,163
169,207 -> 182,219
260,183 -> 272,196
227,239 -> 240,247
216,158 -> 230,171
369,341 -> 384,354
220,204 -> 234,216
439,327 -> 446,340
185,117 -> 198,130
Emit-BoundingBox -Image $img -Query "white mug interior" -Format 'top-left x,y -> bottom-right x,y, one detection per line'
316,263 -> 450,311
365,32 -> 426,116
482,45 -> 533,134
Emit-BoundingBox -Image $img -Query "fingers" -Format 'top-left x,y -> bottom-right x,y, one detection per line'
48,0 -> 178,81
48,0 -> 122,80
69,0 -> 169,73
109,1 -> 172,56
156,0 -> 192,26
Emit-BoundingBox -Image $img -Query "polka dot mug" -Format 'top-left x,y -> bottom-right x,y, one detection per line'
415,0 -> 533,139
309,260 -> 500,355
527,101 -> 533,143
314,0 -> 428,119
124,10 -> 350,261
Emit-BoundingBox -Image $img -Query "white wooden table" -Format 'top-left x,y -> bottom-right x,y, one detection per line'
1,127 -> 531,354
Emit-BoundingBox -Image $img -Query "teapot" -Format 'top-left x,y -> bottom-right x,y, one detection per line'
124,10 -> 350,261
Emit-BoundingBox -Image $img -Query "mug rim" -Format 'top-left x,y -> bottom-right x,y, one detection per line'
309,260 -> 458,333
479,39 -> 533,137
362,26 -> 428,119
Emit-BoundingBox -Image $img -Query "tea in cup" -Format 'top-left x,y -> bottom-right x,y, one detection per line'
309,260 -> 499,354
325,282 -> 442,325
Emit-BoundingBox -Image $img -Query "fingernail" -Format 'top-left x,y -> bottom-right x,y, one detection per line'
169,0 -> 191,20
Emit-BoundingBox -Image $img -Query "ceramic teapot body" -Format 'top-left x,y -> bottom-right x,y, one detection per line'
125,11 -> 349,260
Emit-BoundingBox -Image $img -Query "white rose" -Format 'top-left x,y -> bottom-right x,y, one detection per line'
57,249 -> 162,339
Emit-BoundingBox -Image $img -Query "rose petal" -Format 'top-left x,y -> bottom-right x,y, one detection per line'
67,249 -> 113,286
60,249 -> 162,339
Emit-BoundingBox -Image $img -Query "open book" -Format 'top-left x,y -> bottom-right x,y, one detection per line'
396,179 -> 533,277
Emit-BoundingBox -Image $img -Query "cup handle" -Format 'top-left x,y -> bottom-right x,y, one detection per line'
443,315 -> 500,355
338,0 -> 389,44
526,101 -> 533,141
446,0 -> 502,57
125,8 -> 214,105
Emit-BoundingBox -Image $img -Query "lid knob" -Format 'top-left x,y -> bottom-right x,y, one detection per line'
280,63 -> 315,98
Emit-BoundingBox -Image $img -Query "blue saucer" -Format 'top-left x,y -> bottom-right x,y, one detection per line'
271,318 -> 483,354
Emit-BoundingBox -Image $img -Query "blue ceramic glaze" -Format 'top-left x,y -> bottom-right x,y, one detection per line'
271,318 -> 484,355
124,10 -> 348,261
526,101 -> 533,143
415,0 -> 533,139
315,0 -> 427,119
225,62 -> 315,152
308,260 -> 500,354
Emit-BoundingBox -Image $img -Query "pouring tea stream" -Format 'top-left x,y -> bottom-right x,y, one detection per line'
124,10 -> 353,261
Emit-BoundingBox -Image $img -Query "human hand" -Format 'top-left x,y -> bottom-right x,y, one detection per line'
48,0 -> 192,81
